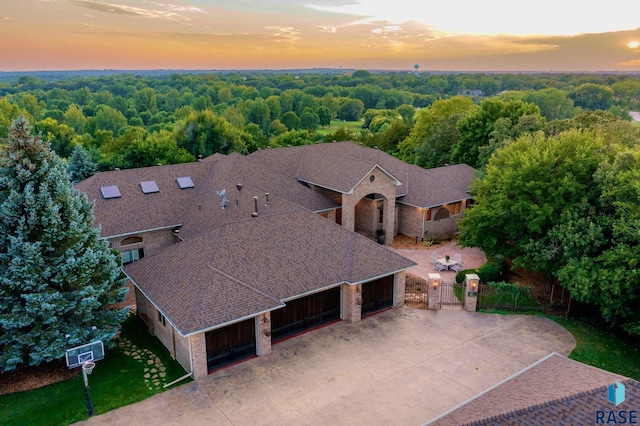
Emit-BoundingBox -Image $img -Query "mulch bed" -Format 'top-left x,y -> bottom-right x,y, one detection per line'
0,360 -> 80,396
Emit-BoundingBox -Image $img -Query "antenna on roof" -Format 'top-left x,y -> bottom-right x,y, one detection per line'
217,189 -> 229,209
252,196 -> 258,217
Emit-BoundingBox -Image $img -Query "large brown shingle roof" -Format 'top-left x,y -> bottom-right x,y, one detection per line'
125,209 -> 414,335
75,153 -> 336,238
249,141 -> 475,207
74,161 -> 212,237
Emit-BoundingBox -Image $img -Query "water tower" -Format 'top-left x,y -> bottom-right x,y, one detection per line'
414,64 -> 420,76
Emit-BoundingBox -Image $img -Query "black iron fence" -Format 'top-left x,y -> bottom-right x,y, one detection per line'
405,274 -> 428,308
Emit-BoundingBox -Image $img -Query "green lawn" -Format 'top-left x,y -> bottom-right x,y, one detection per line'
315,119 -> 364,136
0,316 -> 190,426
552,317 -> 640,381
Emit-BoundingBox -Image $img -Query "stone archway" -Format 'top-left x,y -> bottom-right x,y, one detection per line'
354,193 -> 386,240
341,167 -> 397,245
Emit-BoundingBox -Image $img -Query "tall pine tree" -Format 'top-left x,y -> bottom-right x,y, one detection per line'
0,116 -> 128,372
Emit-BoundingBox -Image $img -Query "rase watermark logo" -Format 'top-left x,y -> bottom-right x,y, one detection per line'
595,381 -> 637,424
610,382 -> 626,407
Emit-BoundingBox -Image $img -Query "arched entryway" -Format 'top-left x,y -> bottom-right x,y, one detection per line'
354,193 -> 388,242
340,166 -> 399,245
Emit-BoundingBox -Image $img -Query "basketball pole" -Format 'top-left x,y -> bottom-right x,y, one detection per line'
82,363 -> 94,417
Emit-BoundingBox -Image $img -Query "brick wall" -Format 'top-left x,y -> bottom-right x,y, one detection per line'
173,331 -> 192,374
395,271 -> 407,307
343,283 -> 362,323
190,333 -> 208,379
257,313 -> 272,356
108,228 -> 178,259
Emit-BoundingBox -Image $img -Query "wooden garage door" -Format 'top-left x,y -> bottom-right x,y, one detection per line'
206,317 -> 256,372
271,286 -> 341,342
361,275 -> 394,315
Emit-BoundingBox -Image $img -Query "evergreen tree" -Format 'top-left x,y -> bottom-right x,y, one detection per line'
0,116 -> 128,372
67,144 -> 98,183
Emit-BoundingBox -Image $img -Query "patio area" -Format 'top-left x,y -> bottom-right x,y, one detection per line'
388,238 -> 487,282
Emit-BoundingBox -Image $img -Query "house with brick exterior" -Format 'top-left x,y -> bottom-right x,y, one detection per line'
75,142 -> 475,379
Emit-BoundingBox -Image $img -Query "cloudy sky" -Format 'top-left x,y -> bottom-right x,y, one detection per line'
2,0 -> 640,72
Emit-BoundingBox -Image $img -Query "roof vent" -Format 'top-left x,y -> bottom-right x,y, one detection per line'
236,183 -> 242,191
100,185 -> 121,199
265,192 -> 269,206
176,176 -> 194,189
140,180 -> 159,194
252,196 -> 258,217
217,189 -> 229,209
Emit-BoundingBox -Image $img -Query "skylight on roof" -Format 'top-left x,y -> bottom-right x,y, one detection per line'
176,176 -> 194,189
140,180 -> 159,194
100,185 -> 121,199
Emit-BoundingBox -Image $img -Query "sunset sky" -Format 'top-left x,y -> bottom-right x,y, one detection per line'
2,0 -> 640,72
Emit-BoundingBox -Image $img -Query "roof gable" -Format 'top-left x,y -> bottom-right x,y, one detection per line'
249,141 -> 476,207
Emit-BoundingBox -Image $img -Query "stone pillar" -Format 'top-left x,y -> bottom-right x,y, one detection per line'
465,274 -> 480,312
190,333 -> 208,380
428,273 -> 441,311
395,271 -> 406,307
343,283 -> 362,323
257,313 -> 272,356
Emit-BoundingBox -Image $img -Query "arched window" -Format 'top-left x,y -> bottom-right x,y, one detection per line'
121,236 -> 143,246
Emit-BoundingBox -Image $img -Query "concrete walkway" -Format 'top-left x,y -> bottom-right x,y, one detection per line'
78,308 -> 575,426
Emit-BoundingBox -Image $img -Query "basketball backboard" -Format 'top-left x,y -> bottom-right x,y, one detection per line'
65,341 -> 104,368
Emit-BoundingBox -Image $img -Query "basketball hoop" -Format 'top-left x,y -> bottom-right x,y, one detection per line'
82,361 -> 96,375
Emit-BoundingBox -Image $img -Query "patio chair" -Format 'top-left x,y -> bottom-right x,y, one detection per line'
453,253 -> 463,266
433,261 -> 447,272
431,251 -> 439,263
451,263 -> 463,272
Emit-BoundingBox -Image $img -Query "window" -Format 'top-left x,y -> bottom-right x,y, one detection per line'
425,208 -> 432,221
157,311 -> 166,327
140,180 -> 159,194
121,236 -> 143,246
176,176 -> 194,189
449,202 -> 462,215
100,185 -> 121,199
121,248 -> 144,265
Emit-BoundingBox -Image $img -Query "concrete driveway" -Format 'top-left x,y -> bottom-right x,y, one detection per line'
79,308 -> 575,426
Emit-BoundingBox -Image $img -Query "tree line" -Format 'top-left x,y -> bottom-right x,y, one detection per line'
0,70 -> 638,177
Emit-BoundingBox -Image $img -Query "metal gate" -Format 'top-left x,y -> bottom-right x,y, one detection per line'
405,274 -> 428,308
440,281 -> 465,309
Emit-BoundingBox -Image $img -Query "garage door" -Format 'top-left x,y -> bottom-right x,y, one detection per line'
271,286 -> 341,342
361,275 -> 394,316
206,317 -> 256,372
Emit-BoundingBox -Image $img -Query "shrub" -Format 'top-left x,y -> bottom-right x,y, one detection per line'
477,256 -> 504,282
456,269 -> 477,283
